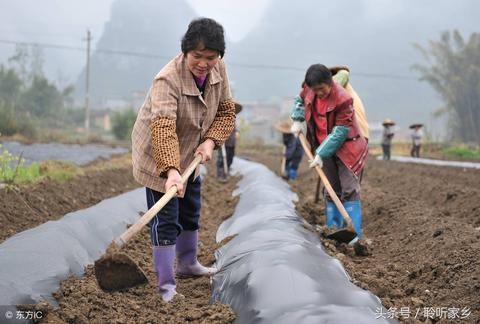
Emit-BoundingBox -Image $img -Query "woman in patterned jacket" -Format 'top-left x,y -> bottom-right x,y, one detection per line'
131,18 -> 236,302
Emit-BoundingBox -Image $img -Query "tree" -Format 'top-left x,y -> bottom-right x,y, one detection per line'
29,45 -> 45,79
0,65 -> 23,135
111,108 -> 137,140
0,59 -> 73,136
8,44 -> 45,85
0,65 -> 22,105
413,30 -> 480,143
8,45 -> 29,85
1,43 -> 75,134
20,75 -> 64,119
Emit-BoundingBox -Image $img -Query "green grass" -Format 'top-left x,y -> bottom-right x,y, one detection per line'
443,146 -> 480,159
0,160 -> 41,184
0,145 -> 81,190
38,160 -> 82,182
12,163 -> 41,183
0,146 -> 40,190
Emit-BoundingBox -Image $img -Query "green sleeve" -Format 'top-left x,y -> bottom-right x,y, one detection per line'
315,125 -> 349,158
290,95 -> 305,121
333,70 -> 349,87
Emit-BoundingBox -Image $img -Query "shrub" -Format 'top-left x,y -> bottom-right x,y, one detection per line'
0,144 -> 40,190
443,145 -> 480,159
111,108 -> 137,140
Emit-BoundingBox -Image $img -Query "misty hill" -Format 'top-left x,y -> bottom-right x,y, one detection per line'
74,0 -> 197,103
74,0 -> 480,135
0,0 -> 113,88
226,0 -> 480,130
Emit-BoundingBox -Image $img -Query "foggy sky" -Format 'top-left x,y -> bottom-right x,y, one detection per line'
0,0 -> 269,83
0,0 -> 478,139
1,0 -> 477,84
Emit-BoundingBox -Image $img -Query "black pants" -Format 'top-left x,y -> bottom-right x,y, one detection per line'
382,144 -> 391,160
146,174 -> 201,246
411,144 -> 421,158
322,156 -> 361,202
216,146 -> 235,177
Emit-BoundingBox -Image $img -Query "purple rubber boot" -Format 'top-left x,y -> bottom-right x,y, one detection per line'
152,245 -> 177,302
176,230 -> 217,277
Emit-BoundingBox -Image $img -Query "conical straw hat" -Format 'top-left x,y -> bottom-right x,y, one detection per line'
382,118 -> 395,126
274,119 -> 293,134
409,123 -> 424,129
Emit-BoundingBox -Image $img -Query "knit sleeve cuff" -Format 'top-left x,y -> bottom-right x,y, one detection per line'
204,99 -> 236,148
150,117 -> 180,177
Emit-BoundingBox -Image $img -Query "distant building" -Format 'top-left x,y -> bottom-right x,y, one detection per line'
102,98 -> 130,111
90,109 -> 112,131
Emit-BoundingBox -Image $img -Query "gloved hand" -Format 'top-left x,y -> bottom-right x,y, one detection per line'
308,155 -> 323,169
290,121 -> 307,137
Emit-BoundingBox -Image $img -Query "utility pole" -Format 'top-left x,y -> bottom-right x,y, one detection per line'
84,29 -> 92,135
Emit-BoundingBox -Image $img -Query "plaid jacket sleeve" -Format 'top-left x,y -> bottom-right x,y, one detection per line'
204,62 -> 236,148
149,77 -> 181,176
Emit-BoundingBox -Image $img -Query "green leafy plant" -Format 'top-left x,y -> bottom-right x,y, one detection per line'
0,144 -> 40,190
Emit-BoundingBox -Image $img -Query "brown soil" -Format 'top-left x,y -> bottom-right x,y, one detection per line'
240,146 -> 480,323
37,161 -> 239,323
4,146 -> 479,323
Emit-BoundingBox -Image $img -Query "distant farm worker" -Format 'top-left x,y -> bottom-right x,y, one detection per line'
216,102 -> 242,182
381,118 -> 395,160
290,64 -> 368,244
274,119 -> 304,180
131,18 -> 235,302
409,123 -> 423,158
282,132 -> 304,180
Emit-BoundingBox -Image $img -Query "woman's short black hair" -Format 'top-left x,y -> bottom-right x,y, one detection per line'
181,18 -> 226,57
304,64 -> 333,87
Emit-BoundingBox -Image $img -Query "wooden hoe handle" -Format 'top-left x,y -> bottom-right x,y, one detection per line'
298,133 -> 355,231
115,155 -> 203,248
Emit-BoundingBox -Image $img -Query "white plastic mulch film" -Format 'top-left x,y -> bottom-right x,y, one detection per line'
0,188 -> 144,306
212,158 -> 396,324
1,141 -> 128,166
377,155 -> 480,169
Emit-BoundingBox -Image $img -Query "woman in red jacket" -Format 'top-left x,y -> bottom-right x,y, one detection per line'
291,64 -> 368,244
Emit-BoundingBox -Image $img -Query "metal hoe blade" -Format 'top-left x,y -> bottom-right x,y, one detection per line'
94,252 -> 148,292
326,228 -> 356,244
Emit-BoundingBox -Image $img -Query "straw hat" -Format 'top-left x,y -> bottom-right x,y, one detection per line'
274,119 -> 293,134
409,123 -> 424,129
234,102 -> 242,114
382,118 -> 396,126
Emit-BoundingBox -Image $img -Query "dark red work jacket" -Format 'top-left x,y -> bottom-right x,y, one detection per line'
300,82 -> 368,176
